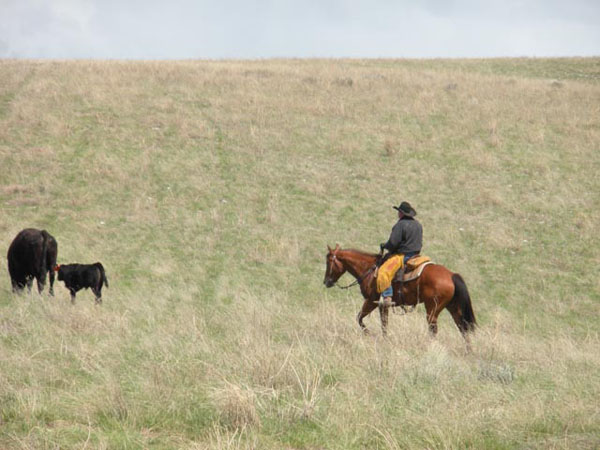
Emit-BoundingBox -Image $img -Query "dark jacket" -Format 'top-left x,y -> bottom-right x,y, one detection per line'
384,217 -> 423,254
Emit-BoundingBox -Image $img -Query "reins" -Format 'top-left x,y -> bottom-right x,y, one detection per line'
336,279 -> 361,290
335,264 -> 376,290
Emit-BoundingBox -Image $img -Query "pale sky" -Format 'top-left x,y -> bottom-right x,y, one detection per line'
1,0 -> 599,59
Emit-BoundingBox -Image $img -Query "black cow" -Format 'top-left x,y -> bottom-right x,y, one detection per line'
56,262 -> 109,304
7,228 -> 58,295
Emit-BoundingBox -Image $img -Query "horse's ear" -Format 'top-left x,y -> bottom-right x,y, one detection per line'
335,243 -> 340,251
327,245 -> 332,253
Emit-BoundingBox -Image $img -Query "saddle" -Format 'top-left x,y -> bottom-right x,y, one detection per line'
391,255 -> 433,309
401,255 -> 432,281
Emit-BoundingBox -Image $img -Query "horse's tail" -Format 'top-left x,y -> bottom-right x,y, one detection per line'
451,273 -> 476,332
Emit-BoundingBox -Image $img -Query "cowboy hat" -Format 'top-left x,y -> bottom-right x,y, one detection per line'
393,201 -> 417,217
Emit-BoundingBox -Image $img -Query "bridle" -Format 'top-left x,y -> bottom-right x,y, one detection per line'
327,250 -> 378,290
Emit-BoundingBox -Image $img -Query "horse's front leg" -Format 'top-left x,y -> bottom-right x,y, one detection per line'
378,300 -> 391,336
357,299 -> 377,334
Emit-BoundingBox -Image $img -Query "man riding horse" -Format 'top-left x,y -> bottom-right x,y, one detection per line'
378,201 -> 423,307
324,200 -> 476,342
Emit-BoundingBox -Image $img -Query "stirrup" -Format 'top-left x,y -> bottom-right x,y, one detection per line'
376,297 -> 394,307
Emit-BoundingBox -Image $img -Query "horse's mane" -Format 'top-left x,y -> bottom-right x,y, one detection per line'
342,248 -> 379,259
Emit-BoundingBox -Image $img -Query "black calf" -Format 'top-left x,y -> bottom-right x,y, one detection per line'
56,262 -> 109,304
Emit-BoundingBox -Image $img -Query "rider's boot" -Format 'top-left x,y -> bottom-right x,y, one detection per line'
382,296 -> 394,307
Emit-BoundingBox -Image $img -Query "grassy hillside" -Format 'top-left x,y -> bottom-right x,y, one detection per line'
1,58 -> 599,449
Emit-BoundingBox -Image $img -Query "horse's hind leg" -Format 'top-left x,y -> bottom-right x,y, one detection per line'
357,300 -> 377,334
446,301 -> 471,335
447,302 -> 473,351
424,297 -> 443,336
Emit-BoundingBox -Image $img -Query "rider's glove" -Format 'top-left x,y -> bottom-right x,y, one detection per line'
379,243 -> 386,252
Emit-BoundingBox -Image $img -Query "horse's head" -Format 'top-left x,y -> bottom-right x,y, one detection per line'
324,244 -> 345,288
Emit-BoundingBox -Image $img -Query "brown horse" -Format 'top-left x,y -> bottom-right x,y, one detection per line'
323,244 -> 476,342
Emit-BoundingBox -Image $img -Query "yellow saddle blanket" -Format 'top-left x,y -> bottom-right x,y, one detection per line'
376,254 -> 431,293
